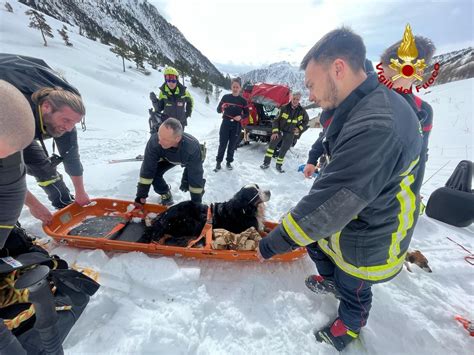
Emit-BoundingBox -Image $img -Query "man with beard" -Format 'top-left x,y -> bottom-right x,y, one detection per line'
257,28 -> 424,351
0,54 -> 90,224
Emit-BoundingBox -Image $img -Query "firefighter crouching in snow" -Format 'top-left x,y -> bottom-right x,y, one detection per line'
260,91 -> 309,173
134,118 -> 205,206
257,28 -> 424,351
149,66 -> 194,130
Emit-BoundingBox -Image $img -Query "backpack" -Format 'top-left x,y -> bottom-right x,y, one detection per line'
0,53 -> 80,98
0,224 -> 99,354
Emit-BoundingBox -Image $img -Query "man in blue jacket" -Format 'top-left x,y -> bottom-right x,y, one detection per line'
257,28 -> 424,351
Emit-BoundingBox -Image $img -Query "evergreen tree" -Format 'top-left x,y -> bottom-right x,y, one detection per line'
131,44 -> 144,69
4,2 -> 13,12
57,25 -> 72,46
25,9 -> 54,46
214,85 -> 222,101
110,38 -> 131,72
205,95 -> 210,104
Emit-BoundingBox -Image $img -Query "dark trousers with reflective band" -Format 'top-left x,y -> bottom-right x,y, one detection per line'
216,119 -> 240,163
151,161 -> 176,194
23,141 -> 74,209
0,152 -> 26,248
263,132 -> 294,166
307,242 -> 373,332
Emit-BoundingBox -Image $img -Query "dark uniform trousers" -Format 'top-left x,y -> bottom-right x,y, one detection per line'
151,160 -> 176,194
307,242 -> 373,332
216,119 -> 241,164
23,141 -> 74,209
263,132 -> 294,166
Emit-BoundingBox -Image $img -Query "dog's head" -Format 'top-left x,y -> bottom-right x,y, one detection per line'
406,250 -> 432,273
232,184 -> 271,207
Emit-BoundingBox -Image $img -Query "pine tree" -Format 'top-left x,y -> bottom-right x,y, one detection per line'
57,25 -> 72,46
4,2 -> 13,12
131,44 -> 144,69
110,38 -> 131,72
25,9 -> 54,46
205,95 -> 210,104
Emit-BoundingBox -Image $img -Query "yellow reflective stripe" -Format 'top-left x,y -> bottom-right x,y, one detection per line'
38,107 -> 47,135
266,149 -> 274,153
318,238 -> 406,281
189,186 -> 203,194
272,128 -> 279,133
282,213 -> 313,246
347,330 -> 358,338
388,174 -> 416,263
139,177 -> 153,185
290,119 -> 298,123
298,125 -> 304,131
281,113 -> 289,119
276,157 -> 284,163
38,177 -> 61,187
297,115 -> 303,121
400,157 -> 419,176
0,225 -> 14,229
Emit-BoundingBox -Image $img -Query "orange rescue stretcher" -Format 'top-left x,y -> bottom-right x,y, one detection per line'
43,198 -> 306,262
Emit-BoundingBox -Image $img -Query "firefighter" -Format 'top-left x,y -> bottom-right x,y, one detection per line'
260,91 -> 309,172
257,28 -> 424,351
0,80 -> 35,248
149,66 -> 194,129
0,54 -> 90,224
135,118 -> 205,206
214,78 -> 249,171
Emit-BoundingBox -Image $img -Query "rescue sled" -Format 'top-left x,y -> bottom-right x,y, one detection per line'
43,198 -> 306,262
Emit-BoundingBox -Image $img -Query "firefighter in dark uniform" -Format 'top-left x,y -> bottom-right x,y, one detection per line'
260,91 -> 309,172
0,81 -> 35,248
214,78 -> 249,171
257,28 -> 424,351
149,66 -> 194,130
135,118 -> 205,206
0,54 -> 90,224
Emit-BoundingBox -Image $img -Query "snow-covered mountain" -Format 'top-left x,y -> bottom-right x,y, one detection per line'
240,61 -> 306,95
425,47 -> 474,85
18,0 -> 227,86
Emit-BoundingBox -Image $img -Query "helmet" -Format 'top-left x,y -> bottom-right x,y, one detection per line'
164,66 -> 179,77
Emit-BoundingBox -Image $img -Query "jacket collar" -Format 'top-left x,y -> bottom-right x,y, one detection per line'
325,74 -> 379,139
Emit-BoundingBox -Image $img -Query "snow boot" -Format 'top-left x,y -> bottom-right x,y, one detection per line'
276,164 -> 285,173
260,163 -> 270,170
226,162 -> 233,170
214,162 -> 222,172
305,275 -> 341,299
159,191 -> 174,206
314,318 -> 359,351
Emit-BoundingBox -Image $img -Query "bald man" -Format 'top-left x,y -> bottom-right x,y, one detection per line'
0,80 -> 35,248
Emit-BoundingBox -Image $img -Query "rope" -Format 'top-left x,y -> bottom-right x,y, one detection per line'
446,237 -> 474,265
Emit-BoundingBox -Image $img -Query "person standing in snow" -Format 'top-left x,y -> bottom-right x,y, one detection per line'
0,80 -> 35,248
260,91 -> 309,173
0,54 -> 90,225
134,118 -> 205,206
214,77 -> 249,171
149,66 -> 194,130
257,28 -> 424,351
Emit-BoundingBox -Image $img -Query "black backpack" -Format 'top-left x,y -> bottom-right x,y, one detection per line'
0,53 -> 80,98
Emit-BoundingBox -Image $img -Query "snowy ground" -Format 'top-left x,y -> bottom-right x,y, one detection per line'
1,2 -> 474,354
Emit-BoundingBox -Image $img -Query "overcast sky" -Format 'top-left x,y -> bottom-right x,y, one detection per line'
149,0 -> 473,73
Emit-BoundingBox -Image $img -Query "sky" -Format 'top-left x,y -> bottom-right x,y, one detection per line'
150,0 -> 473,74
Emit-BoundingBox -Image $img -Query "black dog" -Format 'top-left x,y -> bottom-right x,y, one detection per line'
143,184 -> 271,246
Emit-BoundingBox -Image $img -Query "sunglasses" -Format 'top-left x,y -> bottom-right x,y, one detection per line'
166,79 -> 177,83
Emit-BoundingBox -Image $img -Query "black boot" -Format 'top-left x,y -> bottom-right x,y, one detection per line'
276,164 -> 285,173
314,318 -> 359,351
159,190 -> 174,206
226,162 -> 233,170
213,162 -> 222,172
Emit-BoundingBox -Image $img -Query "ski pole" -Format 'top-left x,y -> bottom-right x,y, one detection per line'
422,160 -> 451,186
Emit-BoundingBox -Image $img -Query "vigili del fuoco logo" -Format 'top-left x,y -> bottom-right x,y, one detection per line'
376,24 -> 440,93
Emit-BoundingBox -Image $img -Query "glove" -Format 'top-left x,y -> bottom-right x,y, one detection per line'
258,225 -> 298,259
136,182 -> 150,201
190,192 -> 202,204
149,92 -> 158,102
179,180 -> 189,192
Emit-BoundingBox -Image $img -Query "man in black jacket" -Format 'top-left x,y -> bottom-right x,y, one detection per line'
0,54 -> 90,224
149,66 -> 194,129
135,118 -> 205,206
0,80 -> 35,248
257,28 -> 424,351
260,91 -> 309,172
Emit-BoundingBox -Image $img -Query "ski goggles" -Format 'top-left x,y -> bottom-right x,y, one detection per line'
165,75 -> 177,83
